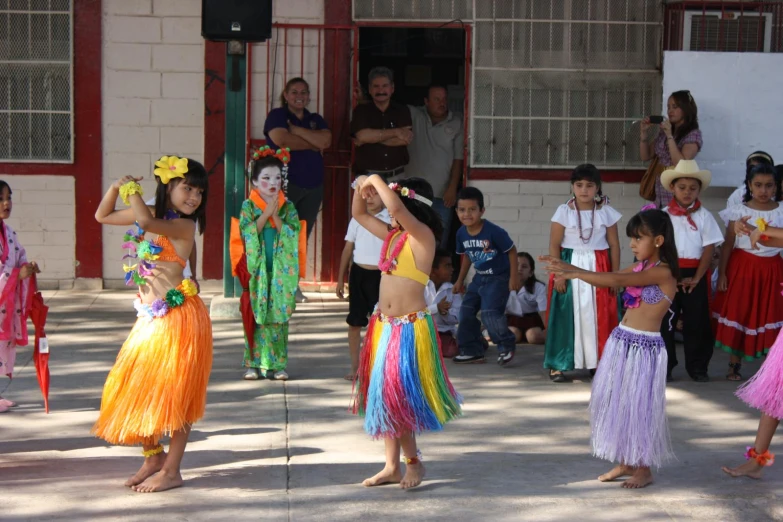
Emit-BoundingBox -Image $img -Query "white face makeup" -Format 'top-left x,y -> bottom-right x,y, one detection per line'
253,166 -> 283,199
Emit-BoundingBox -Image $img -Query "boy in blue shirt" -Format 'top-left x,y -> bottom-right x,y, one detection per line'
453,187 -> 521,365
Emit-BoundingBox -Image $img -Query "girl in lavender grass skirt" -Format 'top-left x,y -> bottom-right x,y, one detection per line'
543,208 -> 679,488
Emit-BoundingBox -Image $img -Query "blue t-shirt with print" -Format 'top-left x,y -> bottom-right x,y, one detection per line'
456,220 -> 515,277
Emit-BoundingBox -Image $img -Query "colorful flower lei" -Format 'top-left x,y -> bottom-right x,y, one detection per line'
121,211 -> 179,286
154,155 -> 189,184
122,224 -> 162,286
134,278 -> 200,321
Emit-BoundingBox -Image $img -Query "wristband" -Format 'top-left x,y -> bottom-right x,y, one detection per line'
119,181 -> 144,206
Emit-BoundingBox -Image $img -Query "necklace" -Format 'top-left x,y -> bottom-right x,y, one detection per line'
378,229 -> 408,273
574,199 -> 596,244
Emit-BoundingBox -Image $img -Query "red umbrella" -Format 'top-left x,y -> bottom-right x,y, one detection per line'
233,256 -> 256,350
28,273 -> 50,413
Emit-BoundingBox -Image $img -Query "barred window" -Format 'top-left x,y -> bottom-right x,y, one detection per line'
353,0 -> 472,21
472,1 -> 663,169
0,0 -> 73,163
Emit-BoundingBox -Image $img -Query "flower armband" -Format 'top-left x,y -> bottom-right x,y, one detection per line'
745,447 -> 775,467
755,218 -> 770,242
119,181 -> 144,206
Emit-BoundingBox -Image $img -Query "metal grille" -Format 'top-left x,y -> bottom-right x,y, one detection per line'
353,0 -> 472,21
472,0 -> 662,169
0,0 -> 73,163
686,12 -> 773,52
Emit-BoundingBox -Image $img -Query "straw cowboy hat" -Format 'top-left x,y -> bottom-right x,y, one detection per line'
660,160 -> 711,191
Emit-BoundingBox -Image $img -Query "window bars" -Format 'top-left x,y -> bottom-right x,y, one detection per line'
352,0 -> 473,21
472,0 -> 663,169
0,0 -> 73,162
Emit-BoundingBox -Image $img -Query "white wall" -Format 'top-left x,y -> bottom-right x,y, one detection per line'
0,175 -> 76,286
473,179 -> 732,279
662,51 -> 783,187
101,0 -> 206,283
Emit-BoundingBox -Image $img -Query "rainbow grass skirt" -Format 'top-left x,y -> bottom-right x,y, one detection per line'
352,308 -> 462,439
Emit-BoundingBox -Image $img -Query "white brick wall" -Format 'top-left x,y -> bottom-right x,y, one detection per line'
0,175 -> 76,283
470,180 -> 734,280
102,0 -> 205,281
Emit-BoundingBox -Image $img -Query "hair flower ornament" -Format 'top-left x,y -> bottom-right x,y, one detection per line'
388,182 -> 432,206
154,156 -> 189,184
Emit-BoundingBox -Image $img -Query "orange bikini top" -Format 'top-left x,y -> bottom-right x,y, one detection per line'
152,235 -> 187,268
380,230 -> 430,286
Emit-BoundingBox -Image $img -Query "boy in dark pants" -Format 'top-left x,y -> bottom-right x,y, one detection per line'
453,187 -> 521,365
336,191 -> 390,380
660,160 -> 724,382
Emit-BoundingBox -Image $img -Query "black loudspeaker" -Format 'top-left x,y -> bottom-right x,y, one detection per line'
202,0 -> 273,42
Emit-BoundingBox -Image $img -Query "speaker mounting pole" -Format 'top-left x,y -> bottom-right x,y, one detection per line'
223,40 -> 247,297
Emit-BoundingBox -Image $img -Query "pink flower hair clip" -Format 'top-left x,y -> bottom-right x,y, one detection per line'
388,182 -> 433,206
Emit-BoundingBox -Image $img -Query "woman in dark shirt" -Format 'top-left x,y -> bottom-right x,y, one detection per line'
264,77 -> 332,302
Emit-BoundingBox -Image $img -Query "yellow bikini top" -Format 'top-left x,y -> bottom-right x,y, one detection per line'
382,230 -> 430,286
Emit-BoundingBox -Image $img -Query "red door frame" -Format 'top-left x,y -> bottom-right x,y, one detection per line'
201,1 -> 357,282
0,0 -> 103,278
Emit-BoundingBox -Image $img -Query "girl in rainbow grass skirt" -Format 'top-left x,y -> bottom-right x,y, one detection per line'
93,156 -> 212,493
350,174 -> 462,490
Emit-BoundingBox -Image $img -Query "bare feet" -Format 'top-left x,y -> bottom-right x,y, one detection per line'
722,460 -> 764,479
598,464 -> 633,482
622,467 -> 654,489
362,465 -> 402,487
0,397 -> 17,408
131,470 -> 183,493
343,373 -> 356,381
400,461 -> 425,489
125,453 -> 166,487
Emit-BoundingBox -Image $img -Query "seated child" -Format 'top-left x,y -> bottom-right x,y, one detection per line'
505,252 -> 547,345
337,191 -> 390,380
425,249 -> 461,358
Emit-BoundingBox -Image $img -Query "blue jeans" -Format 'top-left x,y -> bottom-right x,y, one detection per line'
432,197 -> 453,247
457,274 -> 515,356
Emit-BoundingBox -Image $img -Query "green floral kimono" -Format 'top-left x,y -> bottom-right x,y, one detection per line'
239,197 -> 300,372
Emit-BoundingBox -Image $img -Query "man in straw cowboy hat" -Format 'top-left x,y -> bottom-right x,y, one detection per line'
660,160 -> 724,382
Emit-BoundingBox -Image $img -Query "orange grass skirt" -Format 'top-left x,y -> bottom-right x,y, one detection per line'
91,296 -> 213,445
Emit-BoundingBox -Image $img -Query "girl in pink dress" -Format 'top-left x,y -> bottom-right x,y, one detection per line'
0,180 -> 41,413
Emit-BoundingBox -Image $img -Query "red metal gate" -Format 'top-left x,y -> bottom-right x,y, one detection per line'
247,24 -> 357,285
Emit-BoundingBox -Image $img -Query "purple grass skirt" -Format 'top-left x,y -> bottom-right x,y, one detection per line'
589,324 -> 674,468
737,329 -> 783,420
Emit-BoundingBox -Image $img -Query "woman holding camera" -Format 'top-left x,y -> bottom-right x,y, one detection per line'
640,90 -> 703,208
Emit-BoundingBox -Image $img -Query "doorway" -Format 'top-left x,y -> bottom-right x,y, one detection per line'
357,26 -> 468,261
357,26 -> 466,112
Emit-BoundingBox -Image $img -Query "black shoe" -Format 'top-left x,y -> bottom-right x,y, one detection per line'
497,351 -> 514,366
666,372 -> 673,383
453,355 -> 486,364
589,369 -> 597,378
692,373 -> 709,383
549,370 -> 571,383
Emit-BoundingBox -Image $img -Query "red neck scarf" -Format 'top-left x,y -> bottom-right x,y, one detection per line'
667,198 -> 701,230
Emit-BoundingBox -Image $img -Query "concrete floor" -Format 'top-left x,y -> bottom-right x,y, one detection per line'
1,290 -> 782,521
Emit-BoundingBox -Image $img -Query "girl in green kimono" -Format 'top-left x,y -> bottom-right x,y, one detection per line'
239,148 -> 301,381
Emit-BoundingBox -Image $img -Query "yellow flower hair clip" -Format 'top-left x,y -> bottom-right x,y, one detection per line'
154,156 -> 189,184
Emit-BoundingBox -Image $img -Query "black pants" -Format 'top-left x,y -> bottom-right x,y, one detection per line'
660,266 -> 714,377
286,181 -> 324,239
